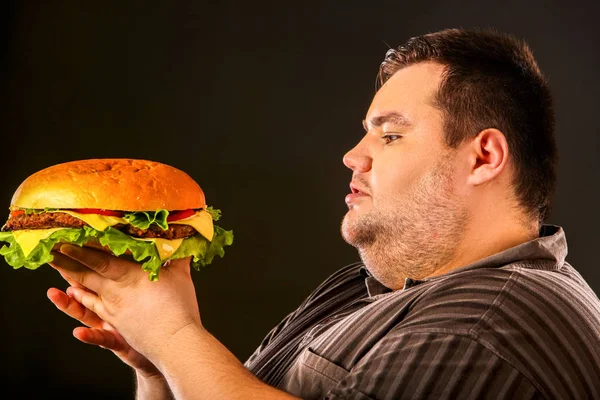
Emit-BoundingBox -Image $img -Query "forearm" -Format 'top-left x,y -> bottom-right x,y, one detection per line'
135,372 -> 174,400
152,324 -> 299,400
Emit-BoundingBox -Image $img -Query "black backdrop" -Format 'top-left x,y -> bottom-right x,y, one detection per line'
1,1 -> 599,397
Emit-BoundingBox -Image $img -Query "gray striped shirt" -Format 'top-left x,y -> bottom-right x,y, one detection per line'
244,225 -> 600,399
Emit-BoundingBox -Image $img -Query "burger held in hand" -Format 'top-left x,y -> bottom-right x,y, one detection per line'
0,159 -> 233,280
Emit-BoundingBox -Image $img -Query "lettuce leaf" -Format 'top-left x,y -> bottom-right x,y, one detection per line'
172,225 -> 234,271
0,224 -> 234,281
123,210 -> 169,230
0,228 -> 89,270
22,208 -> 58,215
205,206 -> 222,222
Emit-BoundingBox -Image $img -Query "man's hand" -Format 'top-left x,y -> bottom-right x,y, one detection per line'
48,271 -> 175,399
49,245 -> 299,399
48,245 -> 201,364
47,283 -> 160,378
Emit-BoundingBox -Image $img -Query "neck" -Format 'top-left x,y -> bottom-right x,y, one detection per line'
427,213 -> 539,279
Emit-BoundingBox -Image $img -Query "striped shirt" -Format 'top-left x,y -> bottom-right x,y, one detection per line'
244,225 -> 600,399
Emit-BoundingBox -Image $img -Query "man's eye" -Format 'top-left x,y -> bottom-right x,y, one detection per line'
382,134 -> 402,144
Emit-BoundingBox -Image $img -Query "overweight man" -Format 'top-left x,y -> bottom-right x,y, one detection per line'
48,28 -> 600,399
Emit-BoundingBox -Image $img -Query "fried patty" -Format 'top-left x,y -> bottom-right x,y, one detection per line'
116,223 -> 197,240
2,212 -> 198,239
3,212 -> 87,230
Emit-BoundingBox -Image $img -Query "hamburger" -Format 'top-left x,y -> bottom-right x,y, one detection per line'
0,159 -> 233,280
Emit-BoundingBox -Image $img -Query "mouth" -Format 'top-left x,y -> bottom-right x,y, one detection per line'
350,182 -> 369,195
346,182 -> 370,205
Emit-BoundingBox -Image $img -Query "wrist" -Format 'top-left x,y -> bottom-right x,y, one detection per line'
148,320 -> 206,370
144,324 -> 299,399
135,371 -> 173,400
136,368 -> 166,381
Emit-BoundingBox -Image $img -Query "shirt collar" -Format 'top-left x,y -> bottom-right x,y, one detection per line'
362,272 -> 392,297
360,224 -> 568,296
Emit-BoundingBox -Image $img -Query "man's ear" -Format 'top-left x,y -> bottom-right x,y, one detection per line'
466,128 -> 509,186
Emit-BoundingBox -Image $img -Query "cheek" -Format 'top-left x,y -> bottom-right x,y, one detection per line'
371,156 -> 424,202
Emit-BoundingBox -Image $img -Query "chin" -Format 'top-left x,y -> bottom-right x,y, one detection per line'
346,200 -> 372,212
341,212 -> 376,248
340,213 -> 357,245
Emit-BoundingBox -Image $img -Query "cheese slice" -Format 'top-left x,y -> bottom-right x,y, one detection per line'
55,210 -> 127,231
12,227 -> 185,261
54,210 -> 214,241
13,228 -> 66,257
171,210 -> 214,241
137,237 -> 184,260
11,209 -> 214,260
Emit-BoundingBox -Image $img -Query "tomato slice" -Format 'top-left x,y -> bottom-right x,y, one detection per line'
9,209 -> 25,218
167,209 -> 196,222
73,208 -> 125,217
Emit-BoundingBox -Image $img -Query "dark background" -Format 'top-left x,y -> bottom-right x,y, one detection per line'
1,0 -> 599,397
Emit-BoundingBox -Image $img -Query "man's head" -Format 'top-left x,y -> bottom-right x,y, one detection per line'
341,29 -> 557,289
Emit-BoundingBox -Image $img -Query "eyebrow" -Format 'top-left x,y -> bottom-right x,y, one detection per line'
362,112 -> 413,132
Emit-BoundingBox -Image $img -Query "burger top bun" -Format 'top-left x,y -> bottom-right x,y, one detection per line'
10,159 -> 206,211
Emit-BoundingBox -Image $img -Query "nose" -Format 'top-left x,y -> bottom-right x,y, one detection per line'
343,140 -> 372,173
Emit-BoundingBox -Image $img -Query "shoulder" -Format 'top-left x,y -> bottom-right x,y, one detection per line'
504,261 -> 600,315
396,264 -> 600,397
460,263 -> 600,398
482,261 -> 600,343
410,261 -> 600,328
407,262 -> 600,346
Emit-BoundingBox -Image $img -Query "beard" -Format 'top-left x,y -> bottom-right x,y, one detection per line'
341,153 -> 468,289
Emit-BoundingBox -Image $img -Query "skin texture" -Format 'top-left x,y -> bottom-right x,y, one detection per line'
48,61 -> 539,398
342,62 -> 537,289
342,63 -> 469,289
48,267 -> 173,399
48,248 -> 298,400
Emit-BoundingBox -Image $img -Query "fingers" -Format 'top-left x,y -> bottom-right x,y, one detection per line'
73,327 -> 127,353
47,287 -> 105,329
58,244 -> 136,281
56,269 -> 85,290
60,286 -> 106,322
49,288 -> 127,354
49,250 -> 105,293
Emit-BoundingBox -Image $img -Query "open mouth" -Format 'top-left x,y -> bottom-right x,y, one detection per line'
350,183 -> 368,195
346,182 -> 370,205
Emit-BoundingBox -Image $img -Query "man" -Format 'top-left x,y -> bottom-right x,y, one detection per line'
48,29 -> 600,399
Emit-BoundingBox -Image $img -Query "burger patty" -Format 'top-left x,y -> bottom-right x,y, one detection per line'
2,212 -> 198,239
115,223 -> 197,240
3,212 -> 87,230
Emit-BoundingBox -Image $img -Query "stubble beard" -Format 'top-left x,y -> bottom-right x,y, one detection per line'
341,155 -> 468,289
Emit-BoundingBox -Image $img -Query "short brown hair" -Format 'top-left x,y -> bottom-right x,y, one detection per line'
379,29 -> 558,224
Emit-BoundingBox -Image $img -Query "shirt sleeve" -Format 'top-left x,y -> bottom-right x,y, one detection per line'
325,331 -> 542,400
